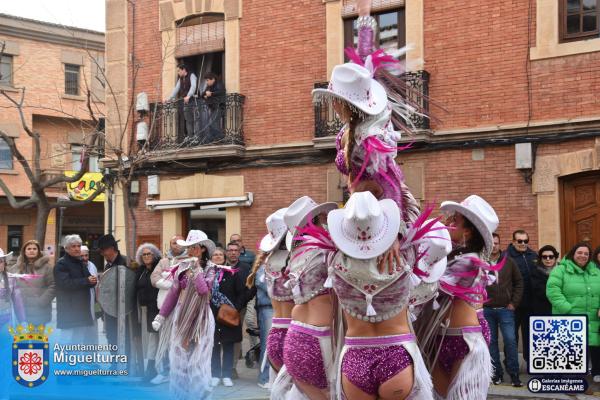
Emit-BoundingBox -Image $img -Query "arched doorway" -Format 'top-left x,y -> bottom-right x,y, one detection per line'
560,171 -> 600,252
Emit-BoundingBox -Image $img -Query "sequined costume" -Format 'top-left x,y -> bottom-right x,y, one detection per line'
156,258 -> 216,400
264,248 -> 293,369
329,254 -> 433,399
476,309 -> 491,346
281,245 -> 335,393
341,334 -> 416,396
283,321 -> 332,390
267,318 -> 291,368
416,253 -> 500,400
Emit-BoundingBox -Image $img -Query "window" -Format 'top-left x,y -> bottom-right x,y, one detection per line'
0,55 -> 12,86
561,0 -> 600,41
64,64 -> 80,95
344,9 -> 406,54
7,226 -> 22,257
71,145 -> 99,172
0,138 -> 12,170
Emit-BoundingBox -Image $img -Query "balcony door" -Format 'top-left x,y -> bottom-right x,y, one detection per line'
188,51 -> 224,93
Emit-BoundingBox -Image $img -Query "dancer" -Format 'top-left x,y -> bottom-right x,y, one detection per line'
152,230 -> 216,400
325,191 -> 435,400
313,0 -> 425,227
253,208 -> 295,377
275,196 -> 337,400
417,195 -> 501,399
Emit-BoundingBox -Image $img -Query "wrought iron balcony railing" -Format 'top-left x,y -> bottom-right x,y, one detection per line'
148,93 -> 245,150
314,70 -> 430,138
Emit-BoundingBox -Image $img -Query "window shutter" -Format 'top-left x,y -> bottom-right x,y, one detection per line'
175,20 -> 225,58
342,0 -> 405,17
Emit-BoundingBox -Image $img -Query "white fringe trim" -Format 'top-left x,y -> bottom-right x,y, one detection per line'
436,331 -> 491,400
404,341 -> 434,400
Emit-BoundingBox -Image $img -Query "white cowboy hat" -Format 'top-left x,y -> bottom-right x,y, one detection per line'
440,195 -> 499,257
0,248 -> 12,259
260,208 -> 289,252
177,230 -> 216,256
312,63 -> 387,116
417,220 -> 452,283
283,196 -> 338,248
328,191 -> 400,259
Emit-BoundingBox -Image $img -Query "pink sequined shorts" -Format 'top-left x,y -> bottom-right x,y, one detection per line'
341,334 -> 414,396
266,318 -> 291,369
436,325 -> 482,374
283,321 -> 331,390
477,309 -> 490,346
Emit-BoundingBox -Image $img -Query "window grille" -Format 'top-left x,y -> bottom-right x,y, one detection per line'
65,64 -> 80,95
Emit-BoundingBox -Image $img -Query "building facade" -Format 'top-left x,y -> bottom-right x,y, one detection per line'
0,14 -> 105,263
106,0 -> 600,255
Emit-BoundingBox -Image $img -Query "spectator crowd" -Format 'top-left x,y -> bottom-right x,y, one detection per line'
484,230 -> 600,391
0,227 -> 599,391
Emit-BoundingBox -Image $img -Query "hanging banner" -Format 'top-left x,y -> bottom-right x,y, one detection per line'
65,171 -> 105,202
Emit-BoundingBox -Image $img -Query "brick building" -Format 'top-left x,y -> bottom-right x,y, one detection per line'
105,0 -> 600,255
0,14 -> 105,263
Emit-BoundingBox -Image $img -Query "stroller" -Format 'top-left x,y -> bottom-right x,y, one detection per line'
244,327 -> 262,368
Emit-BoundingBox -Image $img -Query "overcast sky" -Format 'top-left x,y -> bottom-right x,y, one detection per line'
0,0 -> 105,32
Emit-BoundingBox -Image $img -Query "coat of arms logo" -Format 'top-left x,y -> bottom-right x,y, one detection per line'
9,323 -> 52,388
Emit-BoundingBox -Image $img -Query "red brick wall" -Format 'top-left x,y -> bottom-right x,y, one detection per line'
128,175 -> 163,251
239,0 -> 327,146
216,164 -> 330,252
129,0 -> 163,104
400,146 -> 538,250
216,144 -> 543,253
425,1 -> 600,131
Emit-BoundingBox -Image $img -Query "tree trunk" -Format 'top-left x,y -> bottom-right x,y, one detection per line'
35,204 -> 50,246
120,180 -> 134,260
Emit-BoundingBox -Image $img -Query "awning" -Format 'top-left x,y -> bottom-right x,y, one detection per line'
146,193 -> 253,211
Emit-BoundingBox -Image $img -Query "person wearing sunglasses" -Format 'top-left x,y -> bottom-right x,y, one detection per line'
530,245 -> 559,317
507,229 -> 537,366
135,243 -> 162,382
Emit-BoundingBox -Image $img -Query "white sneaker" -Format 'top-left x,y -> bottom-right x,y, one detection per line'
593,375 -> 600,383
258,382 -> 271,390
211,377 -> 220,387
222,377 -> 234,387
150,374 -> 169,385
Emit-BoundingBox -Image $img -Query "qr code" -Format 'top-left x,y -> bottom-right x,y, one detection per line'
529,316 -> 587,374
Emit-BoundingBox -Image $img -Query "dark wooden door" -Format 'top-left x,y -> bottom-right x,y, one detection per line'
561,173 -> 600,251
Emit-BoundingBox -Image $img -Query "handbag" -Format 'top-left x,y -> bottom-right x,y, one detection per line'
217,303 -> 240,327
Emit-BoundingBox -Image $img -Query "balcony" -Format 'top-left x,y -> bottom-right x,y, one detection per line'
314,70 -> 430,142
146,94 -> 245,159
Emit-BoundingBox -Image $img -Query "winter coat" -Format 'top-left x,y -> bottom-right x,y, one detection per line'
54,253 -> 95,329
484,255 -> 524,308
10,255 -> 55,324
507,244 -> 538,307
238,248 -> 256,268
530,264 -> 553,315
546,258 -> 600,346
210,261 -> 256,343
136,263 -> 159,332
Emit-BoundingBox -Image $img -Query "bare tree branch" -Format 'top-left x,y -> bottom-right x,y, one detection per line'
0,129 -> 38,186
0,178 -> 37,208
